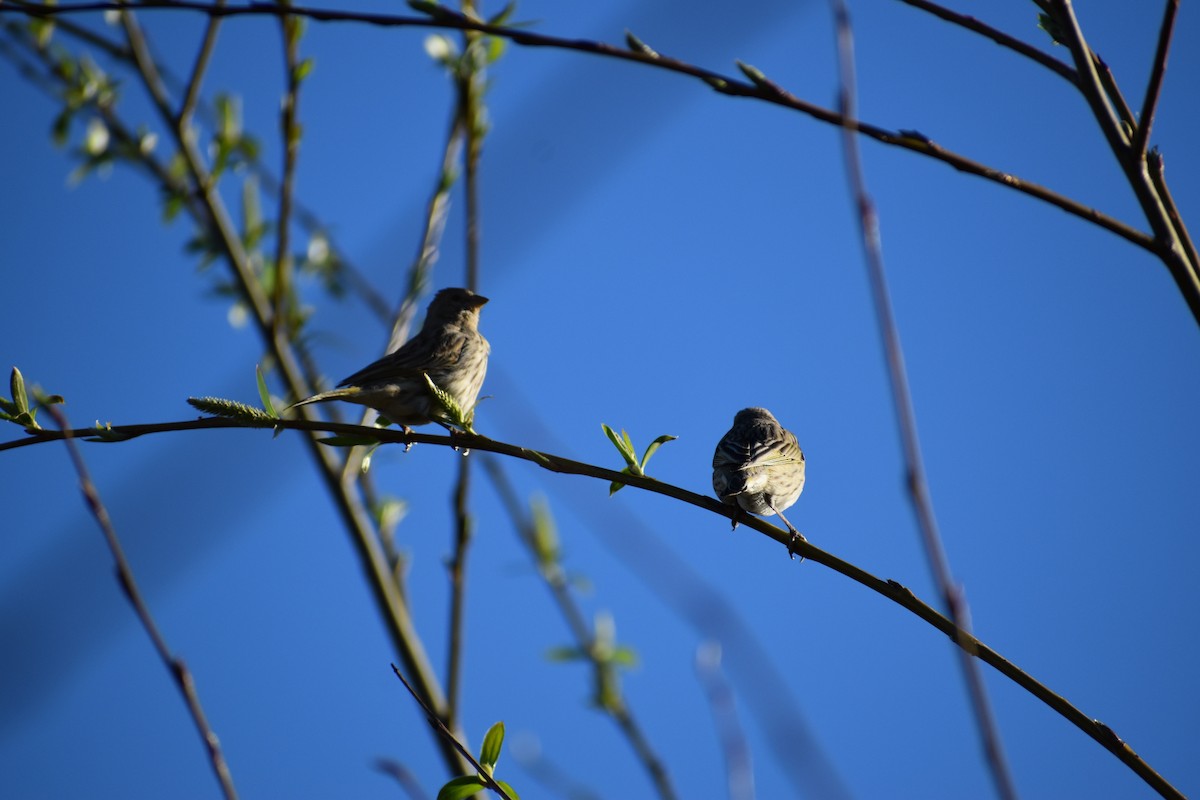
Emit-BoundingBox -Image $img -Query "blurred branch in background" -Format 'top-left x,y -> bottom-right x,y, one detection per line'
828,1 -> 1017,798
483,457 -> 678,800
695,642 -> 755,800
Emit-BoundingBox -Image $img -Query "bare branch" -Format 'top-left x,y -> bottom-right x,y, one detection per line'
44,406 -> 239,800
0,0 -> 1156,254
1133,0 -> 1178,157
897,0 -> 1077,85
179,0 -> 225,129
2,414 -> 1186,800
827,3 -> 1017,798
390,664 -> 516,800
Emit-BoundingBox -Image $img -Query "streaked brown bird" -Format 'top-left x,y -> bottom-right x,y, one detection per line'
291,287 -> 490,431
712,407 -> 808,559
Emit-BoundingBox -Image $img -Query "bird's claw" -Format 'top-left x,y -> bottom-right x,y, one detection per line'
787,530 -> 808,563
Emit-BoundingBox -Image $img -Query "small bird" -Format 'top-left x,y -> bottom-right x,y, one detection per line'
712,407 -> 808,560
291,287 -> 490,432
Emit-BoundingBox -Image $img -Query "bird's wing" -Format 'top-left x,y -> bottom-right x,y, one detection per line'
338,330 -> 465,388
742,432 -> 803,468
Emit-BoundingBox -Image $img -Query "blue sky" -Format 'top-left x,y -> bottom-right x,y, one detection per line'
2,1 -> 1198,798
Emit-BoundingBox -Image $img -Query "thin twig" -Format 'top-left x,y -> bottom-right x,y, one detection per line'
390,664 -> 515,800
1132,0 -> 1177,157
482,457 -> 679,800
896,0 -> 1077,85
43,406 -> 239,800
178,0 -> 225,129
1090,53 -> 1138,135
274,0 -> 301,339
0,415 -> 1188,799
1,0 -> 1157,255
828,3 -> 1018,798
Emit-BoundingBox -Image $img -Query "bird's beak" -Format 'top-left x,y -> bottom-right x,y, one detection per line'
469,294 -> 490,307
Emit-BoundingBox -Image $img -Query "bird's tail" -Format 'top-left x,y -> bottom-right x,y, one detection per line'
287,386 -> 362,411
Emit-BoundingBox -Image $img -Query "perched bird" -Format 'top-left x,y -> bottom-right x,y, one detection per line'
292,287 -> 490,431
712,407 -> 808,559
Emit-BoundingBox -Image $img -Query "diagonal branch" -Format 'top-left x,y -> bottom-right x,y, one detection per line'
828,3 -> 1017,798
896,0 -> 1077,85
2,414 -> 1186,800
44,406 -> 239,800
1132,0 -> 1178,157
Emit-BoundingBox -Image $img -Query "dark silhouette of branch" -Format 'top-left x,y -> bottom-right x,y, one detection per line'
43,406 -> 239,800
828,3 -> 1018,799
390,664 -> 516,800
1038,0 -> 1200,328
896,0 -> 1077,85
0,0 -> 1158,256
1133,0 -> 1178,157
2,414 -> 1186,800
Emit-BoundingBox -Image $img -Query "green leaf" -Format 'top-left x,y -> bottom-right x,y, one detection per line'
479,721 -> 505,771
437,776 -> 488,800
407,0 -> 442,13
187,396 -> 276,423
639,433 -> 677,470
295,57 -> 315,82
486,35 -> 507,65
608,466 -> 633,497
624,30 -> 658,58
51,108 -> 72,147
735,60 -> 775,92
495,780 -> 520,800
10,367 -> 30,415
530,496 -> 560,567
610,645 -> 639,667
487,1 -> 516,25
256,364 -> 278,418
1036,11 -> 1066,46
600,423 -> 636,467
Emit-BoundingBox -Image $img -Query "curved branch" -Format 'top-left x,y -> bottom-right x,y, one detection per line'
0,0 -> 1156,253
2,414 -> 1185,800
896,0 -> 1077,85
